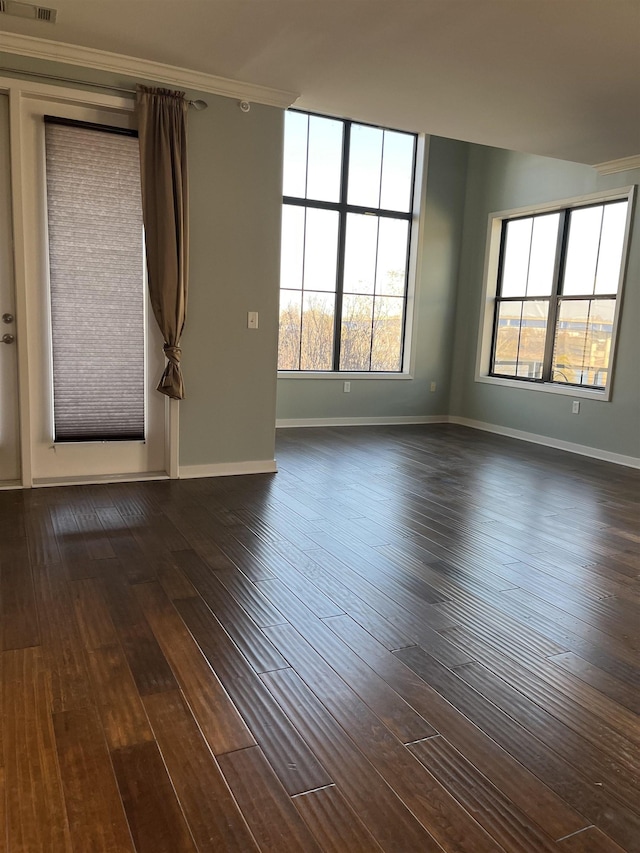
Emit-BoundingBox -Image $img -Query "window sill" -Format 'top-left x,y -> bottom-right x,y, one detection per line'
278,371 -> 414,380
475,374 -> 611,401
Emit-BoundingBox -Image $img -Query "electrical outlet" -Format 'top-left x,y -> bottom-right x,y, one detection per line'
247,311 -> 259,329
343,381 -> 351,393
572,400 -> 580,414
430,381 -> 437,392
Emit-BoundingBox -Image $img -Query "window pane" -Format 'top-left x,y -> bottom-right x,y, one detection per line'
563,206 -> 603,295
343,214 -> 377,295
371,296 -> 404,371
347,124 -> 383,208
303,208 -> 339,292
595,202 -> 628,294
553,298 -> 615,387
282,111 -> 308,198
306,116 -> 343,203
501,218 -> 532,297
376,218 -> 409,296
340,294 -> 374,371
493,300 -> 548,379
278,290 -> 302,370
45,122 -> 144,442
280,205 -> 305,290
526,213 -> 559,296
380,131 -> 414,212
300,292 -> 335,370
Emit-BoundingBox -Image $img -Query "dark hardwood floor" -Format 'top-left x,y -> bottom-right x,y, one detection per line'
1,423 -> 639,852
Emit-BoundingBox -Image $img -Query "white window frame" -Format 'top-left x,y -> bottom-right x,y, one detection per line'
277,121 -> 427,381
475,186 -> 636,402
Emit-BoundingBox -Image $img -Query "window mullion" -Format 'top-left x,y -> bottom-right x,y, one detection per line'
332,121 -> 350,371
542,210 -> 568,382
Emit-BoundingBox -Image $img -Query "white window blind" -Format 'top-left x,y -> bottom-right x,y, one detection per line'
44,118 -> 145,442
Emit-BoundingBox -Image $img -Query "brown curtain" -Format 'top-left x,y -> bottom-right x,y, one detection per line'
136,86 -> 189,399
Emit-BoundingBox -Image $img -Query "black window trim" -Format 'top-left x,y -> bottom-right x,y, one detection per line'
485,189 -> 635,396
280,108 -> 418,374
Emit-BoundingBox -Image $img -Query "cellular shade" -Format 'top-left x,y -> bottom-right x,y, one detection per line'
44,119 -> 145,441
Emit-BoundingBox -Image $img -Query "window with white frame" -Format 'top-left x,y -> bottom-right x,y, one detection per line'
478,188 -> 634,397
278,110 -> 418,373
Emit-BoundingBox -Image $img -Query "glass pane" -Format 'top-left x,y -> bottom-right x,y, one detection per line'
376,218 -> 409,296
340,294 -> 374,371
371,296 -> 404,371
343,214 -> 377,295
526,213 -> 559,296
306,116 -> 343,203
300,292 -> 335,370
595,201 -> 627,294
493,302 -> 522,376
278,290 -> 302,370
553,298 -> 615,387
380,131 -> 414,212
516,301 -> 549,378
347,124 -> 383,208
501,218 -> 532,297
280,205 -> 304,290
563,206 -> 603,295
303,208 -> 339,292
282,111 -> 308,198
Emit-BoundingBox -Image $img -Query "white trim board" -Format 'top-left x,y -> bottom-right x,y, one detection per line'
448,416 -> 640,469
276,415 -> 448,428
179,459 -> 278,479
0,32 -> 298,108
594,155 -> 640,175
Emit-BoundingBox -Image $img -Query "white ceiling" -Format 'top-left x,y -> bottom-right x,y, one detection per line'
1,0 -> 639,165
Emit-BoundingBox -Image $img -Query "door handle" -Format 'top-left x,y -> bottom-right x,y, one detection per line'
2,333 -> 15,344
2,313 -> 14,324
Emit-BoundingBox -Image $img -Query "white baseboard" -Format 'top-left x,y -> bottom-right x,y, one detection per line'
276,415 -> 448,428
449,416 -> 640,469
179,459 -> 278,479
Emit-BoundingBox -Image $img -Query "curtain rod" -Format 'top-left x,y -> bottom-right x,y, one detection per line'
0,66 -> 208,109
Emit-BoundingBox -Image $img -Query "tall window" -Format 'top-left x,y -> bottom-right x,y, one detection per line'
488,193 -> 633,392
278,111 -> 417,372
45,118 -> 146,441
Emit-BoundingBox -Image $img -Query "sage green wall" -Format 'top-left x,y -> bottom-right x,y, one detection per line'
450,145 -> 640,459
276,136 -> 468,421
181,98 -> 282,466
0,55 -> 284,468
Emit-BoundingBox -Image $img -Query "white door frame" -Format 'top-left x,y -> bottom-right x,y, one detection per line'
4,78 -> 179,486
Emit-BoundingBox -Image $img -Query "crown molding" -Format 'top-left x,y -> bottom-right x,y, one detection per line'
594,154 -> 640,176
0,31 -> 298,108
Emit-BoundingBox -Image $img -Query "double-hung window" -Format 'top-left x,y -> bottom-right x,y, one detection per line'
278,110 -> 417,372
479,188 -> 634,397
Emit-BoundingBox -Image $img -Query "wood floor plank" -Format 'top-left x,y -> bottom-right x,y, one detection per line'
324,612 -> 589,841
558,827 -> 628,853
175,595 -> 332,795
0,555 -> 40,650
100,569 -> 179,696
394,645 -> 640,851
111,741 -> 197,853
70,577 -> 118,651
134,581 -> 256,755
3,647 -> 73,852
257,578 -> 436,743
85,644 -> 155,750
264,622 -> 502,853
52,707 -> 135,852
409,735 -> 561,852
143,690 -> 260,852
292,785 -> 384,852
549,650 -> 640,715
262,665 -> 449,852
217,746 -> 323,852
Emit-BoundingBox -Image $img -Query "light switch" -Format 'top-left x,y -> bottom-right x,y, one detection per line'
247,311 -> 259,329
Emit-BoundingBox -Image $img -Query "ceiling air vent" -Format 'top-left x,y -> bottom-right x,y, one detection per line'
0,0 -> 57,22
